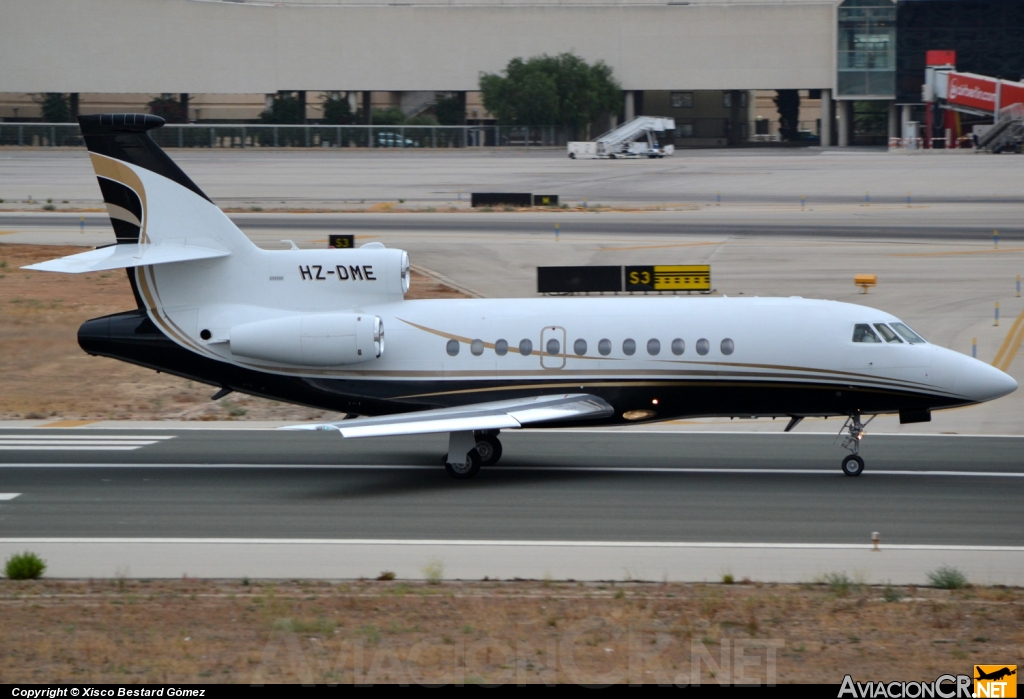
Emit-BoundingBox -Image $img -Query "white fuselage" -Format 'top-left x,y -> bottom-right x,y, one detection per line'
136,246 -> 1014,413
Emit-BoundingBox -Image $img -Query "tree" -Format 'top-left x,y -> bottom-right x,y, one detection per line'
479,52 -> 621,136
371,107 -> 406,125
260,92 -> 305,124
321,94 -> 354,125
147,95 -> 187,123
773,89 -> 801,141
34,93 -> 70,122
434,94 -> 463,125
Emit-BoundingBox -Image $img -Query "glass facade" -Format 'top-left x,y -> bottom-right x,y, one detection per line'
837,0 -> 897,98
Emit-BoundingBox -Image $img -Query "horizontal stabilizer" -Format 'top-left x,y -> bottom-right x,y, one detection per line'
23,243 -> 230,274
282,393 -> 614,438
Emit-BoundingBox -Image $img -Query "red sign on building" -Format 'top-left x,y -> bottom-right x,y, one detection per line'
947,73 -> 999,112
926,50 -> 956,66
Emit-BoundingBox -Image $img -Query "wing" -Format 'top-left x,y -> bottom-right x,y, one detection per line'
281,393 -> 614,438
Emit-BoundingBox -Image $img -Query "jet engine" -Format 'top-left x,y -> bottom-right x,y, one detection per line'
228,313 -> 383,366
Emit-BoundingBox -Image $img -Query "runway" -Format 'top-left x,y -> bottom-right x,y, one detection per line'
1,428 -> 1021,544
2,428 -> 1022,583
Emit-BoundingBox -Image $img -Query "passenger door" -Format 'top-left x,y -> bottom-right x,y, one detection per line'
540,325 -> 566,370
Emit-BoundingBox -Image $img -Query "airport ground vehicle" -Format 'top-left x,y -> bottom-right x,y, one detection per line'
567,116 -> 675,159
27,114 -> 1017,478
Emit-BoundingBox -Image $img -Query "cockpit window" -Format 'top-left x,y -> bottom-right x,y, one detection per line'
873,323 -> 903,343
852,324 -> 881,343
890,322 -> 926,344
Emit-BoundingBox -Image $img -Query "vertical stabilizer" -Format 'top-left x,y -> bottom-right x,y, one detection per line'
78,114 -> 255,255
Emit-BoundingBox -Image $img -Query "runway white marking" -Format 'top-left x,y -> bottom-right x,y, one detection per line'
0,435 -> 175,451
0,494 -> 21,500
0,463 -> 1021,477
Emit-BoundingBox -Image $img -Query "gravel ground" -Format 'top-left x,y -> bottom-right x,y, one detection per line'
0,578 -> 1020,685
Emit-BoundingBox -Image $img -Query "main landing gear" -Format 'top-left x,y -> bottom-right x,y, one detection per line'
836,413 -> 875,477
443,430 -> 502,479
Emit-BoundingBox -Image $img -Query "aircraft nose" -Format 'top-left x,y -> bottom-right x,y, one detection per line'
955,354 -> 1018,402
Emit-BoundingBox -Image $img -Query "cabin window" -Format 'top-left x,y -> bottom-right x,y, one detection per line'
695,338 -> 710,355
519,338 -> 533,356
852,324 -> 881,343
546,338 -> 561,356
471,339 -> 485,356
623,338 -> 636,356
873,324 -> 903,344
446,339 -> 460,356
647,338 -> 661,356
671,338 -> 685,355
890,322 -> 926,344
574,339 -> 587,356
495,339 -> 508,356
598,338 -> 612,356
721,338 -> 734,355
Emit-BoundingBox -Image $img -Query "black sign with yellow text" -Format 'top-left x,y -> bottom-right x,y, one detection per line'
329,234 -> 355,249
625,265 -> 711,292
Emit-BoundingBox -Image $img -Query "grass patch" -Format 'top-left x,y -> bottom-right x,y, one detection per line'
820,572 -> 858,596
5,551 -> 46,580
423,559 -> 443,585
928,566 -> 968,590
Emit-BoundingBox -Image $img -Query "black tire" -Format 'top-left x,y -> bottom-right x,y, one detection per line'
841,455 -> 864,477
474,436 -> 503,466
445,449 -> 481,479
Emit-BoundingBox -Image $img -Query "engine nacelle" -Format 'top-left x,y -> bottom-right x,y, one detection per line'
229,313 -> 383,366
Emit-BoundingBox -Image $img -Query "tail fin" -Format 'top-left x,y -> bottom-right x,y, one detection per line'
24,115 -> 256,301
76,114 -> 254,252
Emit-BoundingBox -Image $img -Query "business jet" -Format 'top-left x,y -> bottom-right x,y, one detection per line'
26,114 -> 1017,478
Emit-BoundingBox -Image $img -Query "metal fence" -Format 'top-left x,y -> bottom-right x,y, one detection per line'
0,123 -> 569,149
0,120 -> 831,148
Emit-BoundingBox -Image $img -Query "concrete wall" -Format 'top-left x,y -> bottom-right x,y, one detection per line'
1,0 -> 837,93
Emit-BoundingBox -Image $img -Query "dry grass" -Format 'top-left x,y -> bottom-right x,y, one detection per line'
0,579 -> 1020,685
0,244 -> 467,421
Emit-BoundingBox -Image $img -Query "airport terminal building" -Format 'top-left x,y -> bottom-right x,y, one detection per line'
2,0 -> 1022,147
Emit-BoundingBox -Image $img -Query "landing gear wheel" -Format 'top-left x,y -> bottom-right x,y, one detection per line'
445,448 -> 481,479
474,435 -> 503,466
841,455 -> 864,477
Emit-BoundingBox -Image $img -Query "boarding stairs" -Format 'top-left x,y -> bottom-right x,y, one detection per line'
400,91 -> 438,119
977,104 -> 1024,153
567,116 -> 675,159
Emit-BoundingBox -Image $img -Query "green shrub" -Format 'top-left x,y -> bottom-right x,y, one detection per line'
5,551 -> 46,580
371,107 -> 406,126
928,566 -> 968,590
882,584 -> 903,602
405,114 -> 438,126
721,573 -> 735,584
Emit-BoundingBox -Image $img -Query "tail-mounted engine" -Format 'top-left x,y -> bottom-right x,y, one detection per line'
229,313 -> 383,366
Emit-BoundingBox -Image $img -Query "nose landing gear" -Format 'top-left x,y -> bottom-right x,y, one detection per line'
836,413 -> 875,477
